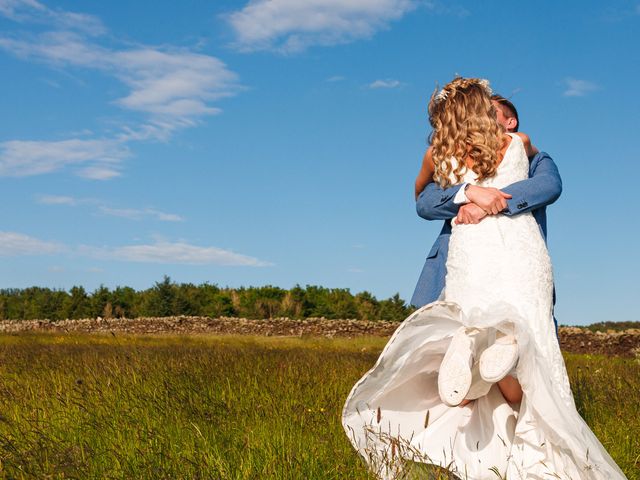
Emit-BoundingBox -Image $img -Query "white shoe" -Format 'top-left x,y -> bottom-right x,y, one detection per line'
479,334 -> 518,383
438,327 -> 474,407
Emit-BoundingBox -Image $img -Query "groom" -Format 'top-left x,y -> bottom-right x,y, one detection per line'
411,95 -> 562,333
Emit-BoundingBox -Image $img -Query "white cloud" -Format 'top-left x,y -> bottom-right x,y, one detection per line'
0,138 -> 128,178
79,241 -> 272,266
36,194 -> 77,205
0,230 -> 272,266
77,165 -> 121,180
0,32 -> 240,123
0,31 -> 104,66
225,0 -> 418,53
36,193 -> 99,206
326,75 -> 345,82
563,78 -> 598,97
150,211 -> 184,222
368,78 -> 402,89
112,48 -> 238,118
0,0 -> 106,35
0,231 -> 63,255
0,8 -> 241,178
36,194 -> 184,222
0,0 -> 41,18
98,206 -> 184,222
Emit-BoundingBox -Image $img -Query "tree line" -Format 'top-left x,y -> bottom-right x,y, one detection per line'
0,276 -> 415,322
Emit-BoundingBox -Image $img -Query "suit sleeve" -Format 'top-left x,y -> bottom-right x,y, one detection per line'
416,182 -> 464,221
502,152 -> 562,216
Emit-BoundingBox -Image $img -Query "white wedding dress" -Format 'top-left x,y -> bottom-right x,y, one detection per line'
342,134 -> 627,479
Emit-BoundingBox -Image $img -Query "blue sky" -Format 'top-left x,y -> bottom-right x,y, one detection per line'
0,0 -> 638,325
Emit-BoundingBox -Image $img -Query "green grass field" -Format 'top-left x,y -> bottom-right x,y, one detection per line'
0,333 -> 637,479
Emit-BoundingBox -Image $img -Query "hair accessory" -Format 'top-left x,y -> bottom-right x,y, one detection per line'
433,78 -> 493,105
477,78 -> 493,95
434,88 -> 448,103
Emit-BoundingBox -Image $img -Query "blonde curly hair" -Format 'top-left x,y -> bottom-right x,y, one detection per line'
428,77 -> 504,188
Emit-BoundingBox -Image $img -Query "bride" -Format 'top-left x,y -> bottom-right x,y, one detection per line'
342,77 -> 627,479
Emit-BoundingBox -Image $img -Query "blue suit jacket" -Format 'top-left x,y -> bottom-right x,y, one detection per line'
410,151 -> 562,308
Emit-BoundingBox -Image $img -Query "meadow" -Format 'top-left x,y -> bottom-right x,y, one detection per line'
0,332 -> 637,479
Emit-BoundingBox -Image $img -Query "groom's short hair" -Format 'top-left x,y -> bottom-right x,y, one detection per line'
491,95 -> 519,132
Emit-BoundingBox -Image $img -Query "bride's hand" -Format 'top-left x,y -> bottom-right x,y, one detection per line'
465,185 -> 512,215
455,203 -> 488,225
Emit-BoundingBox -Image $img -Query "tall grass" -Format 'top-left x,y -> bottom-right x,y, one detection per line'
566,352 -> 640,475
0,333 -> 636,479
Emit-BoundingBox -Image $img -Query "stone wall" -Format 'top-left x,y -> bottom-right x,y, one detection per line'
0,316 -> 638,357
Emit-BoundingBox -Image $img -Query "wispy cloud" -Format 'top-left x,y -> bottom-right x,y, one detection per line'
36,194 -> 77,205
36,194 -> 183,222
0,0 -> 106,35
326,75 -> 345,82
563,77 -> 598,97
368,78 -> 402,89
112,48 -> 238,119
224,0 -> 418,53
79,241 -> 272,266
0,231 -> 64,255
0,5 -> 241,179
0,31 -> 240,125
0,138 -> 128,178
77,165 -> 121,180
0,230 -> 272,266
98,206 -> 184,222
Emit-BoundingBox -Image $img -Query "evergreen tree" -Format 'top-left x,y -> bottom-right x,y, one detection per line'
64,286 -> 90,319
90,285 -> 112,318
148,276 -> 177,317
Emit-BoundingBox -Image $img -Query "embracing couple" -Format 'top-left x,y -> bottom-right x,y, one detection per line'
342,77 -> 626,479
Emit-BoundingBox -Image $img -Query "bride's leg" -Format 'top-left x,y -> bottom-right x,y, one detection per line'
497,375 -> 523,403
460,376 -> 522,406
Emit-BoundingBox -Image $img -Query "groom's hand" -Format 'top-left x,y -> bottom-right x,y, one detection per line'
455,203 -> 488,224
466,185 -> 512,214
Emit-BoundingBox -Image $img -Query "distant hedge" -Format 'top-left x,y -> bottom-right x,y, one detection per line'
582,321 -> 640,332
0,276 -> 415,322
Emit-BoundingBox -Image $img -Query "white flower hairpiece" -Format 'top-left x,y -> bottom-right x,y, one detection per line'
433,78 -> 493,104
434,88 -> 448,102
477,78 -> 493,95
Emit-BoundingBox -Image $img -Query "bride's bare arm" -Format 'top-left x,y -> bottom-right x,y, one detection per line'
414,147 -> 436,200
515,132 -> 539,158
